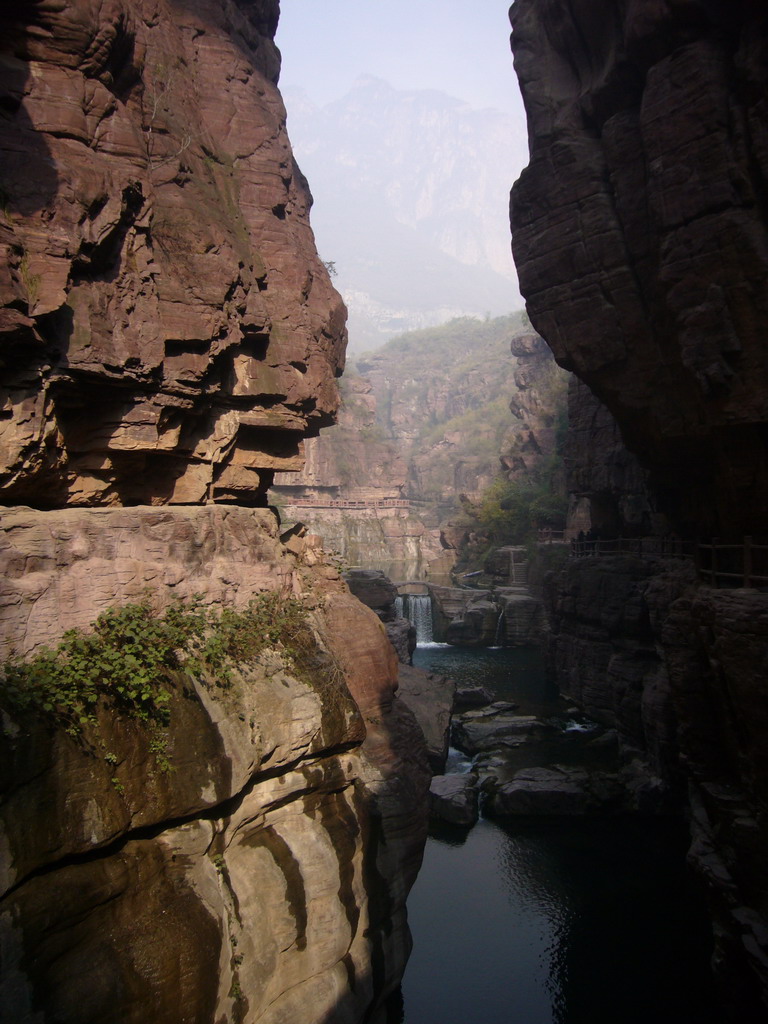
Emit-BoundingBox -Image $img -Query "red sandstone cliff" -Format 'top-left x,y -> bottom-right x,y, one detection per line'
0,4 -> 428,1022
0,0 -> 346,508
511,0 -> 768,539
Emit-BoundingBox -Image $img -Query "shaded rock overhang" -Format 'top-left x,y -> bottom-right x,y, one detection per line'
510,0 -> 768,538
0,0 -> 347,510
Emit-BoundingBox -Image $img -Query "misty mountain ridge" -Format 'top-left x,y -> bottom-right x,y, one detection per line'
282,76 -> 526,351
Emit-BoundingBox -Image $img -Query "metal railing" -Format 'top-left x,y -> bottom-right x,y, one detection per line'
537,529 -> 566,543
286,498 -> 410,510
697,537 -> 768,588
568,535 -> 768,589
570,536 -> 691,559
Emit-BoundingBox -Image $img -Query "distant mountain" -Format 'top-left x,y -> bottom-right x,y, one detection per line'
282,77 -> 527,352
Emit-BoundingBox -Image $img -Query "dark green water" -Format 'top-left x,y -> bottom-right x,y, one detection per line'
398,645 -> 722,1024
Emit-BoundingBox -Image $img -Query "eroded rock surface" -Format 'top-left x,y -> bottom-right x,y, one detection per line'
544,552 -> 768,1014
511,2 -> 768,1014
451,704 -> 546,756
396,663 -> 455,773
0,0 -> 345,509
0,505 -> 430,1024
485,765 -> 623,817
429,773 -> 479,827
511,0 -> 768,538
0,4 -> 432,1023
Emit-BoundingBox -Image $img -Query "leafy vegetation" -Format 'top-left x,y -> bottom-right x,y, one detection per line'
477,477 -> 568,547
0,592 -> 338,738
346,314 -> 533,510
355,314 -> 524,393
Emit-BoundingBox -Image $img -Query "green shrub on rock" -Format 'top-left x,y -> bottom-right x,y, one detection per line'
0,591 -> 337,737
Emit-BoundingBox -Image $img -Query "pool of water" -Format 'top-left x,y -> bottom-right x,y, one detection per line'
396,646 -> 722,1024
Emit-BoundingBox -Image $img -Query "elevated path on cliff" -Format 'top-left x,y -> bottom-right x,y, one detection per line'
568,535 -> 768,589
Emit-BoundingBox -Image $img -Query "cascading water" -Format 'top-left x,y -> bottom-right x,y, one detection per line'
397,593 -> 434,644
494,609 -> 505,647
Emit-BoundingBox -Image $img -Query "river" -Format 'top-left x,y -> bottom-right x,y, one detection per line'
397,645 -> 722,1024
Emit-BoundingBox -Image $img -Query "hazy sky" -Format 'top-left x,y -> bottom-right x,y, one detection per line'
276,0 -> 524,117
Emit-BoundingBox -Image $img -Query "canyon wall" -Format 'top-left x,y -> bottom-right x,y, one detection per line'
0,507 -> 430,1024
273,315 -> 568,581
510,1 -> 768,1016
0,0 -> 345,509
0,3 -> 429,1022
511,0 -> 768,539
272,373 -> 446,580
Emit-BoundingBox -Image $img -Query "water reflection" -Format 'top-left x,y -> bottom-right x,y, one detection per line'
402,818 -> 720,1024
402,820 -> 557,1024
401,647 -> 722,1024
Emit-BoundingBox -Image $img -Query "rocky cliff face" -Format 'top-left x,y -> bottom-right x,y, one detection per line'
0,507 -> 430,1024
357,316 -> 561,511
545,554 -> 768,1017
565,377 -> 654,537
510,1 -> 768,1016
273,315 -> 567,581
272,373 -> 445,579
0,4 -> 429,1022
0,0 -> 345,509
511,0 -> 768,538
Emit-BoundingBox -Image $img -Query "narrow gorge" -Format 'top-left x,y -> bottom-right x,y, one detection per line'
271,313 -> 567,584
1,2 -> 768,1024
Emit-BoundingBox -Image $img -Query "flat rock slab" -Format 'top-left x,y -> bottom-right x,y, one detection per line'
429,773 -> 479,827
485,765 -> 625,817
451,704 -> 547,755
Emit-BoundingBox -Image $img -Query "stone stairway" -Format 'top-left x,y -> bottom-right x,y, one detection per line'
509,560 -> 529,586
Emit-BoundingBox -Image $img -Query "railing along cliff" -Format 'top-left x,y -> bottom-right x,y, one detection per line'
569,535 -> 768,589
284,498 -> 410,510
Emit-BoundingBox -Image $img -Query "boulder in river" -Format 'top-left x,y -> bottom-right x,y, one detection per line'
429,773 -> 480,827
484,766 -> 624,817
451,703 -> 547,755
397,664 -> 456,772
453,684 -> 494,711
386,616 -> 418,665
344,568 -> 398,619
445,598 -> 499,646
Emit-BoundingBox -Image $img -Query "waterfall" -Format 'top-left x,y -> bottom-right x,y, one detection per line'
411,595 -> 434,644
494,609 -> 505,647
398,593 -> 434,645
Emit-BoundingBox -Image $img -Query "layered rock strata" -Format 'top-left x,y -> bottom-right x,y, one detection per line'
272,373 -> 446,580
0,3 -> 431,1022
0,0 -> 345,509
565,378 -> 654,537
429,583 -> 543,648
0,504 -> 430,1024
545,554 -> 768,1015
510,2 -> 768,1015
511,0 -> 768,539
